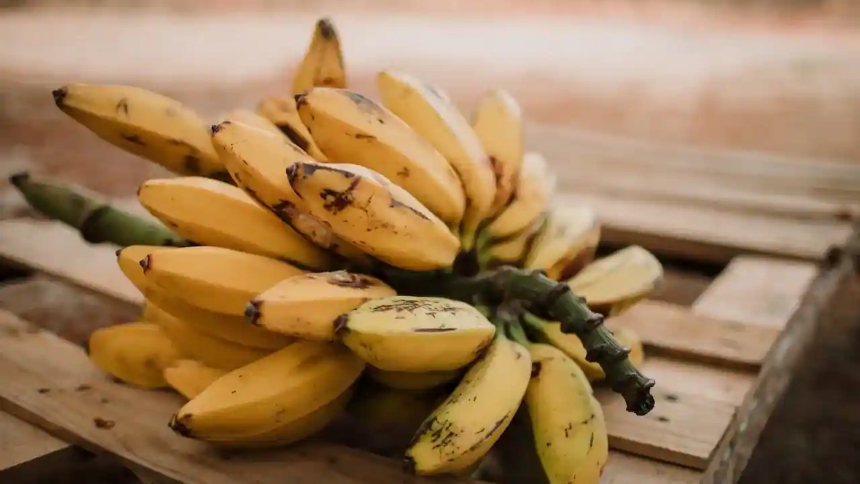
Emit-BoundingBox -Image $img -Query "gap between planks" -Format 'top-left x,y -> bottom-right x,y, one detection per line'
0,219 -> 819,478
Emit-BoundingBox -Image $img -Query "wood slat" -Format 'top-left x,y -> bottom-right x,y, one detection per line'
0,410 -> 80,482
560,193 -> 853,263
693,256 -> 818,328
0,310 -> 478,484
613,300 -> 778,369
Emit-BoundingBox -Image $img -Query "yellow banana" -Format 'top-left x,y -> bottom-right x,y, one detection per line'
367,366 -> 462,392
524,204 -> 601,281
566,245 -> 663,316
117,245 -> 175,294
137,176 -> 334,270
256,96 -> 328,161
345,381 -> 444,456
524,343 -> 609,484
292,17 -> 347,95
210,119 -> 368,264
377,71 -> 496,249
53,84 -> 227,179
405,335 -> 532,475
246,270 -> 396,341
287,161 -> 460,271
527,320 -> 645,382
296,87 -> 466,226
152,308 -> 275,371
339,296 -> 495,372
484,215 -> 547,267
169,340 -> 364,443
220,108 -> 285,136
163,359 -> 228,400
483,151 -> 556,240
86,322 -> 181,389
139,299 -> 158,322
144,289 -> 294,350
471,89 -> 524,216
140,246 -> 305,316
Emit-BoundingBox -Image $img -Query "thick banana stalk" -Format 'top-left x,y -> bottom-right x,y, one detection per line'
53,83 -> 229,179
10,172 -> 188,248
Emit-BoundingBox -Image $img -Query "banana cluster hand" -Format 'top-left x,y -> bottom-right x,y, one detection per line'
49,16 -> 665,482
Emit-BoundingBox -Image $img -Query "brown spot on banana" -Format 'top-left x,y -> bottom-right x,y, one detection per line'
317,18 -> 337,40
121,134 -> 146,146
115,98 -> 129,116
412,327 -> 457,333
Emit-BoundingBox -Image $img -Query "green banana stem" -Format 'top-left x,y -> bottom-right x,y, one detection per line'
8,172 -> 191,248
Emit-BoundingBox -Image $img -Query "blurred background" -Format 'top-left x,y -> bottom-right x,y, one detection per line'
1,1 -> 859,483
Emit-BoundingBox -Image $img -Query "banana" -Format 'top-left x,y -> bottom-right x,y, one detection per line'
345,381 -> 444,456
152,308 -> 275,371
117,245 -> 174,294
524,204 -> 601,281
286,161 -> 460,271
377,71 -> 496,249
527,321 -> 645,382
52,84 -> 227,179
483,151 -> 556,241
566,245 -> 663,316
338,296 -> 496,372
210,119 -> 368,264
86,322 -> 181,388
163,359 -> 228,400
296,87 -> 466,226
256,96 -> 328,161
292,17 -> 347,95
140,246 -> 305,316
483,215 -> 547,268
404,334 -> 532,475
471,89 -> 525,216
169,340 -> 364,443
139,299 -> 159,322
245,270 -> 396,341
367,366 -> 462,392
144,289 -> 295,350
524,343 -> 609,484
137,176 -> 335,270
221,108 -> 285,136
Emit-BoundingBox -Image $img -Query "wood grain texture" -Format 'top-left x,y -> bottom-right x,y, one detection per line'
0,410 -> 78,481
614,300 -> 778,369
0,310 -> 479,484
701,227 -> 860,484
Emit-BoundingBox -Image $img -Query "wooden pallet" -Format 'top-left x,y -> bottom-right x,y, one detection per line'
0,132 -> 858,483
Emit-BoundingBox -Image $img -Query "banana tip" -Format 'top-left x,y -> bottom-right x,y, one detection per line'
168,414 -> 194,438
332,313 -> 350,335
51,87 -> 68,107
285,163 -> 300,186
7,171 -> 30,188
210,122 -> 228,136
244,301 -> 262,325
316,17 -> 337,40
139,255 -> 151,273
402,454 -> 417,475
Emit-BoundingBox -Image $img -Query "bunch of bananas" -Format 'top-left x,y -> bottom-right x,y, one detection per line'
18,17 -> 665,483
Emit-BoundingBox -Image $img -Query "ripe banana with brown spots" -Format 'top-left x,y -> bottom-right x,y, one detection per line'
245,270 -> 396,341
471,89 -> 525,217
53,83 -> 228,179
256,96 -> 329,161
377,70 -> 496,250
404,334 -> 532,475
524,204 -> 601,281
337,296 -> 496,372
524,343 -> 609,484
482,151 -> 556,242
286,161 -> 460,271
296,87 -> 466,226
292,17 -> 347,95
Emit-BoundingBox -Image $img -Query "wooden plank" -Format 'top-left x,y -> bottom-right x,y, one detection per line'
560,193 -> 853,263
693,256 -> 819,328
614,300 -> 778,369
0,410 -> 81,483
702,229 -> 859,483
600,451 -> 700,484
0,220 -> 141,305
0,310 -> 479,484
598,385 -> 733,470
